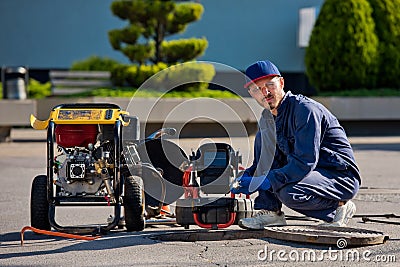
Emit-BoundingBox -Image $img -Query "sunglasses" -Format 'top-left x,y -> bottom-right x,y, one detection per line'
247,76 -> 281,94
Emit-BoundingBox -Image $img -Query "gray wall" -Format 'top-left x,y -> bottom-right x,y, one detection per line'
0,0 -> 125,68
0,0 -> 323,72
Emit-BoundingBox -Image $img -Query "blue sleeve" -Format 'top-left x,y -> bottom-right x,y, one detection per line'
245,130 -> 285,177
268,104 -> 322,192
244,131 -> 260,176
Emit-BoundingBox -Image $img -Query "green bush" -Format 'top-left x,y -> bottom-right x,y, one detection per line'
305,0 -> 379,92
164,88 -> 238,98
160,38 -> 208,64
71,56 -> 121,71
110,64 -> 129,86
28,79 -> 51,99
108,26 -> 143,50
68,87 -> 238,98
121,44 -> 155,64
368,0 -> 400,88
111,62 -> 215,91
167,2 -> 204,33
123,62 -> 168,88
159,62 -> 215,92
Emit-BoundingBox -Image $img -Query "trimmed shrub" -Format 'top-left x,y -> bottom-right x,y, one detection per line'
368,0 -> 400,88
166,2 -> 204,33
159,62 -> 216,92
109,0 -> 206,64
305,0 -> 379,92
28,79 -> 51,99
121,44 -> 155,64
71,56 -> 121,71
113,62 -> 215,91
108,26 -> 143,50
160,38 -> 208,64
110,64 -> 129,86
124,63 -> 168,88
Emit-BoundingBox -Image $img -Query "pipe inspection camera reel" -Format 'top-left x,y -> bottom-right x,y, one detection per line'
175,143 -> 256,229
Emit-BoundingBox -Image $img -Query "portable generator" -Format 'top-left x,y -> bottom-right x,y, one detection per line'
29,103 -> 153,234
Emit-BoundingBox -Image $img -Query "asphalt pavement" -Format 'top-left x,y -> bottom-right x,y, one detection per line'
0,129 -> 399,266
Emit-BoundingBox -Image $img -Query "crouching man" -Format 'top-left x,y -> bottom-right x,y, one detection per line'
231,60 -> 360,229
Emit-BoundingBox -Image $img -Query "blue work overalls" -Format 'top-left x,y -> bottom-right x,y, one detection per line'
245,92 -> 361,222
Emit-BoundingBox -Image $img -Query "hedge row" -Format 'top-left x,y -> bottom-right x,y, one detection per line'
305,0 -> 400,92
71,56 -> 215,92
305,0 -> 378,92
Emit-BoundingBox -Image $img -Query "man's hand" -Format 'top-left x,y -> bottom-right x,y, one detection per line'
230,173 -> 271,195
230,173 -> 253,195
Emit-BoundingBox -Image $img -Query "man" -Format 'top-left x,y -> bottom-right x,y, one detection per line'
231,60 -> 361,229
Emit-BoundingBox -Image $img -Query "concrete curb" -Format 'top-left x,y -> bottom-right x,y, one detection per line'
1,97 -> 400,138
2,96 -> 400,123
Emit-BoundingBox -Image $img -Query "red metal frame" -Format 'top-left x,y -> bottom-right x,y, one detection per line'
182,165 -> 240,229
182,166 -> 199,199
193,212 -> 236,229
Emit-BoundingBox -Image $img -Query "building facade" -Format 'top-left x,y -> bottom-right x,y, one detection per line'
0,0 -> 324,94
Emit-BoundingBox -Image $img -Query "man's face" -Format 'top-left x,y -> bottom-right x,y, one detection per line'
247,76 -> 285,114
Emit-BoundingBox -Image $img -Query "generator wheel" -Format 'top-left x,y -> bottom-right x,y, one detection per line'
30,175 -> 50,230
124,175 -> 145,231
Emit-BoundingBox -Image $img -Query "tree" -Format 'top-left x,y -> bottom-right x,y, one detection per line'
368,0 -> 400,88
305,0 -> 379,92
108,0 -> 208,65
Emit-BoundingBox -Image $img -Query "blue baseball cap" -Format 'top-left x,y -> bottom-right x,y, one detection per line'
244,60 -> 281,88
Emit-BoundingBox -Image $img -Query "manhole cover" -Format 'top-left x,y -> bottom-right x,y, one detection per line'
260,225 -> 388,246
152,225 -> 388,247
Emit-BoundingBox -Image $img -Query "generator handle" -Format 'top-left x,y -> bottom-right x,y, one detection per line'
146,128 -> 176,140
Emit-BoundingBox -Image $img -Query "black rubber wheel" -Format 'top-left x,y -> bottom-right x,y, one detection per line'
124,176 -> 145,231
30,175 -> 50,230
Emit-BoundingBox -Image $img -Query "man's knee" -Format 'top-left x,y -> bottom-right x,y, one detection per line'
275,184 -> 312,209
275,183 -> 339,212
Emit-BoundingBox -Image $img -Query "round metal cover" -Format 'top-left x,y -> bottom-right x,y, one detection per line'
152,225 -> 388,247
260,225 -> 389,246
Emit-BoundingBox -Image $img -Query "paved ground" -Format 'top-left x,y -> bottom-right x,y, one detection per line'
0,129 -> 399,266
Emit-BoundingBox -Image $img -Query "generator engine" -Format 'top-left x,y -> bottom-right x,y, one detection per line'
53,124 -> 115,200
30,103 -> 146,233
